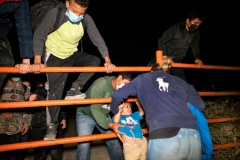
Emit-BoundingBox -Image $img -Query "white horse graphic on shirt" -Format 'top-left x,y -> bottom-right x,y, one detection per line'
156,77 -> 169,92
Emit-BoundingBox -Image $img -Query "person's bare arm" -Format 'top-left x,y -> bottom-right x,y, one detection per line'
60,119 -> 67,129
21,124 -> 30,135
29,94 -> 37,101
104,56 -> 116,73
15,59 -> 30,74
1,112 -> 14,120
113,104 -> 124,142
113,104 -> 123,124
30,55 -> 45,74
194,58 -> 203,68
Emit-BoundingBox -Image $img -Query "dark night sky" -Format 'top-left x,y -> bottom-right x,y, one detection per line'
72,0 -> 239,90
79,0 -> 238,65
9,0 -> 240,91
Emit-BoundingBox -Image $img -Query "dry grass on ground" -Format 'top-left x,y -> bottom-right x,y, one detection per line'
203,97 -> 240,160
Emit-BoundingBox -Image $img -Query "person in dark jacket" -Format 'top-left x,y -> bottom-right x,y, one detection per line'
110,58 -> 205,160
76,72 -> 132,160
30,0 -> 116,140
0,0 -> 33,90
29,81 -> 67,160
148,9 -> 205,81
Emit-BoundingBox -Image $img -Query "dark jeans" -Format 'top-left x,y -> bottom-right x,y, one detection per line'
15,129 -> 32,160
0,34 -> 14,90
45,51 -> 100,131
0,132 -> 21,160
171,68 -> 186,81
31,127 -> 63,160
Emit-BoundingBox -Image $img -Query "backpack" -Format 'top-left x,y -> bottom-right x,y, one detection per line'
30,0 -> 63,33
30,0 -> 87,56
188,103 -> 213,160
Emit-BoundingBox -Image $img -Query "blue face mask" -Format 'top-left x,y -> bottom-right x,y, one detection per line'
11,77 -> 22,82
67,10 -> 84,23
45,85 -> 49,91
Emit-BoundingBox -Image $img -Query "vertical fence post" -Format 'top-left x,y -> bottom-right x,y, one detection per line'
156,50 -> 163,63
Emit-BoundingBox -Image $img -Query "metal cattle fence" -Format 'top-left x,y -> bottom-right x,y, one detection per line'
0,50 -> 240,153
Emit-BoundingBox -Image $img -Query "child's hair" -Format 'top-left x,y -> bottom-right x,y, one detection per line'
124,102 -> 132,108
120,102 -> 132,113
150,57 -> 173,73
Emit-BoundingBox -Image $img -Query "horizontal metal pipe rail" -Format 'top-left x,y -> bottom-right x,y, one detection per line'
0,97 -> 240,152
0,129 -> 150,152
1,91 -> 240,109
0,50 -> 240,153
0,116 -> 239,152
1,64 -> 240,73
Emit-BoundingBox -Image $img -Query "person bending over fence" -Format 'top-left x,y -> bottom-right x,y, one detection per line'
76,72 -> 132,160
110,58 -> 205,160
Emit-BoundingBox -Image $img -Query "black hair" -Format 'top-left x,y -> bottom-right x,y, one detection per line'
186,8 -> 205,21
69,0 -> 89,7
33,87 -> 47,101
117,72 -> 133,81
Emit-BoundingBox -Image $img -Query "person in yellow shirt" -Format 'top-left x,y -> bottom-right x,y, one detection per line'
30,0 -> 116,140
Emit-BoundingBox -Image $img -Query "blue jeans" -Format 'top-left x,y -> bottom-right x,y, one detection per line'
147,128 -> 201,160
76,112 -> 124,160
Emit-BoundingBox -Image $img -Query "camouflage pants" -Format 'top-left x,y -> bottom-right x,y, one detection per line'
0,132 -> 21,160
0,34 -> 14,90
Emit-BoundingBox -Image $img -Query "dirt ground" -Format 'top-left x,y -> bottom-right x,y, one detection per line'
24,143 -> 110,160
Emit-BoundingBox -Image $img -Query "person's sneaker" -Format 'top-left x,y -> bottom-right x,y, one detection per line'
65,88 -> 86,100
43,132 -> 56,141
